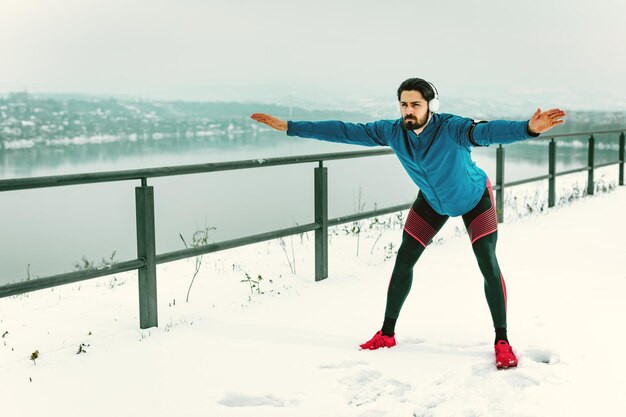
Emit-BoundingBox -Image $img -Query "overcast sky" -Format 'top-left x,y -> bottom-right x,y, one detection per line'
1,0 -> 625,108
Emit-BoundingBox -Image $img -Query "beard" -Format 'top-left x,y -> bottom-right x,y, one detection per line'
402,113 -> 429,130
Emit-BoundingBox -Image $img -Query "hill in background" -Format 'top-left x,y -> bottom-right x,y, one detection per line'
1,92 -> 624,148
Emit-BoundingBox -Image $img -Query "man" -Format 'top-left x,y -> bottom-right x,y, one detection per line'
251,78 -> 565,369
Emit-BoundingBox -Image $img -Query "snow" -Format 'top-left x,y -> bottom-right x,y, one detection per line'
45,134 -> 120,146
1,179 -> 626,417
3,139 -> 36,149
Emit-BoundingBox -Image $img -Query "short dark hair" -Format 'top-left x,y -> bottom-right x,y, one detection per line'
397,78 -> 436,102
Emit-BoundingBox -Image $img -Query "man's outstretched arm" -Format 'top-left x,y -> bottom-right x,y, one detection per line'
250,113 -> 388,147
467,108 -> 566,147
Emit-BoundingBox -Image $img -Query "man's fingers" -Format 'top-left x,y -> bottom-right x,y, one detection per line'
250,113 -> 287,131
251,113 -> 273,120
539,109 -> 566,129
543,109 -> 566,118
251,113 -> 274,125
529,107 -> 566,133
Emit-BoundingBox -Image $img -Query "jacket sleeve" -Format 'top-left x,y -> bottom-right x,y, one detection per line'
447,116 -> 540,147
286,120 -> 389,147
470,119 -> 540,146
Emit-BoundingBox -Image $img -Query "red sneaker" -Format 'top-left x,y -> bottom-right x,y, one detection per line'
495,340 -> 518,369
359,331 -> 396,350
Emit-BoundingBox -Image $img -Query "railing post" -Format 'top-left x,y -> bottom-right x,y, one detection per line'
548,138 -> 556,207
619,132 -> 626,185
314,163 -> 328,281
136,178 -> 158,329
496,145 -> 504,223
588,135 -> 595,196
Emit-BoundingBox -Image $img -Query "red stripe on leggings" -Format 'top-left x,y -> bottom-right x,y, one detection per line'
469,206 -> 498,243
404,208 -> 437,248
469,179 -> 498,244
501,273 -> 508,312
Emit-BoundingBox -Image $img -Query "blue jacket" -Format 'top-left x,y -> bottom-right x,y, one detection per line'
287,113 -> 538,216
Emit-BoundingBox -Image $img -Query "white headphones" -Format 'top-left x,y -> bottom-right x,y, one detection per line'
427,82 -> 440,112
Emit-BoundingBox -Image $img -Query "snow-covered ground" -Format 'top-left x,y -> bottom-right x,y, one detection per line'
2,174 -> 626,417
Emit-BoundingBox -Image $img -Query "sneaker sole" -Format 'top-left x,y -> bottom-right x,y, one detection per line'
496,362 -> 518,369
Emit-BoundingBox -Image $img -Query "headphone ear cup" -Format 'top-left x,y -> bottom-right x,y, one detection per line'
428,98 -> 440,112
426,81 -> 440,112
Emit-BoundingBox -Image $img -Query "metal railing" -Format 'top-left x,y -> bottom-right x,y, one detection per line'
494,129 -> 625,222
1,128 -> 624,329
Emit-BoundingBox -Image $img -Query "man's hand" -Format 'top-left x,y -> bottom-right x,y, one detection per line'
250,113 -> 288,131
528,108 -> 566,134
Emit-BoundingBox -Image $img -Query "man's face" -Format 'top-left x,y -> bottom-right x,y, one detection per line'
399,90 -> 430,130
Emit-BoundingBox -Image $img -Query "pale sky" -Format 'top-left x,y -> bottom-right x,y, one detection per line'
1,0 -> 625,108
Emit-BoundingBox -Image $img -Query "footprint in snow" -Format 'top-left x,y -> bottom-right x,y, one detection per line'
383,379 -> 412,397
340,370 -> 413,407
218,392 -> 296,408
523,347 -> 560,365
400,337 -> 427,346
340,369 -> 382,388
318,359 -> 368,370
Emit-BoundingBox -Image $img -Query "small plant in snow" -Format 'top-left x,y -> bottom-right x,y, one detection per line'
369,219 -> 386,254
594,176 -> 616,194
179,223 -> 216,302
25,263 -> 35,281
365,211 -> 406,254
342,187 -> 367,256
74,251 -> 117,271
108,276 -> 125,289
30,350 -> 39,365
383,242 -> 396,261
278,236 -> 296,275
241,272 -> 263,295
368,213 -> 398,254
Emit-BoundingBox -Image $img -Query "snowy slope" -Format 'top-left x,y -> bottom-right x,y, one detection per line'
1,179 -> 625,417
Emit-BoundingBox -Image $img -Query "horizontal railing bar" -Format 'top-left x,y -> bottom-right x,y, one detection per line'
328,203 -> 412,227
497,163 -> 619,187
539,129 -> 624,139
0,259 -> 145,298
155,223 -> 320,265
556,166 -> 591,177
0,171 -> 143,192
505,175 -> 552,188
491,164 -> 603,189
0,149 -> 396,192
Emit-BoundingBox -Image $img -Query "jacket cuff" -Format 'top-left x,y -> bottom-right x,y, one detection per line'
526,122 -> 540,137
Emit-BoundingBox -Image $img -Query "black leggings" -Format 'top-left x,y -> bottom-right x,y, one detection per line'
385,181 -> 507,329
